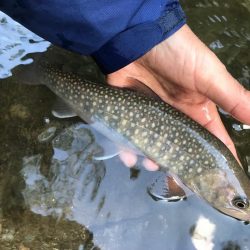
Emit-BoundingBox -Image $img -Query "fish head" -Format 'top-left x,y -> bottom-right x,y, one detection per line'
190,167 -> 250,222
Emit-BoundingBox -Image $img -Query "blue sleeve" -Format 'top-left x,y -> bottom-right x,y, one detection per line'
0,1 -> 186,74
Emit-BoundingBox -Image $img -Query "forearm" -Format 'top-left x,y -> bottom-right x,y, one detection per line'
0,0 -> 186,73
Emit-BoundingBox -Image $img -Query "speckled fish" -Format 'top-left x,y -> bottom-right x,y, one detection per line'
20,62 -> 250,221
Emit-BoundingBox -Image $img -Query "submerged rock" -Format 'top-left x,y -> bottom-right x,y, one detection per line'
9,104 -> 30,120
37,126 -> 57,143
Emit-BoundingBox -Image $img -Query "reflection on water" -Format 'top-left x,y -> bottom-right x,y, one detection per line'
21,124 -> 106,224
11,123 -> 250,250
190,216 -> 216,250
0,11 -> 50,79
0,1 -> 250,249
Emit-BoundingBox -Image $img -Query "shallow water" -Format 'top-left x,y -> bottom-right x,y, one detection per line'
0,1 -> 250,249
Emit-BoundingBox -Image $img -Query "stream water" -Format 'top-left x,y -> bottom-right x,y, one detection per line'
0,1 -> 250,249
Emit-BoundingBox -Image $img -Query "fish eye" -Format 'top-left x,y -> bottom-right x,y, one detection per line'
232,196 -> 249,209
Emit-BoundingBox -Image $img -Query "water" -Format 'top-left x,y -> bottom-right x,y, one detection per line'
0,1 -> 250,249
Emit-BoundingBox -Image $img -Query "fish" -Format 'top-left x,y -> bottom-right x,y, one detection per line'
16,61 -> 250,221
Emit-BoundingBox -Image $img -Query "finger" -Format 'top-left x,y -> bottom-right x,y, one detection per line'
142,158 -> 159,171
202,110 -> 239,162
107,67 -> 161,99
204,112 -> 241,164
119,150 -> 137,168
197,63 -> 250,124
170,99 -> 240,161
119,150 -> 160,171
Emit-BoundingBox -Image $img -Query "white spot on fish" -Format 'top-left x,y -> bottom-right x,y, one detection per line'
122,120 -> 127,126
197,167 -> 202,173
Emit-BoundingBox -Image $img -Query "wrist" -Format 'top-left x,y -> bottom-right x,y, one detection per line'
93,3 -> 186,74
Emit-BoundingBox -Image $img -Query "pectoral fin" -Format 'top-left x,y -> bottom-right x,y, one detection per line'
52,97 -> 77,118
92,136 -> 121,161
147,173 -> 187,202
76,123 -> 121,161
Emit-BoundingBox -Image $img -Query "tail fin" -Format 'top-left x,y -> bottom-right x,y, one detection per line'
10,46 -> 70,86
10,46 -> 101,86
11,52 -> 45,86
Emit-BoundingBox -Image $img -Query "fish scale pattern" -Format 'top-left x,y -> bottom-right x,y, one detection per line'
36,64 -> 250,221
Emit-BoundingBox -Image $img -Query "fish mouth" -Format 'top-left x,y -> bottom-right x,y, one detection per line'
218,207 -> 250,222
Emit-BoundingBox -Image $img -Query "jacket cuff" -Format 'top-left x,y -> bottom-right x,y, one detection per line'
92,2 -> 186,74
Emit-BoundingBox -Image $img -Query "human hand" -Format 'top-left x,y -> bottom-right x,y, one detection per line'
106,24 -> 250,169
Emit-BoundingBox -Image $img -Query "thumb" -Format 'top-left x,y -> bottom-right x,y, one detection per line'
106,63 -> 161,98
